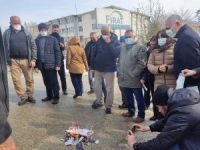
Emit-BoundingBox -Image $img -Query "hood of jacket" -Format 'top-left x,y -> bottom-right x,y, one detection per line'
167,88 -> 200,111
69,36 -> 81,46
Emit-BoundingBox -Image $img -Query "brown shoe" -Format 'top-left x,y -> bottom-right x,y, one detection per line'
122,112 -> 134,118
132,116 -> 144,123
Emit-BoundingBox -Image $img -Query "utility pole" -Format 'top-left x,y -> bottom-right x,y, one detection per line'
74,0 -> 78,36
75,0 -> 78,15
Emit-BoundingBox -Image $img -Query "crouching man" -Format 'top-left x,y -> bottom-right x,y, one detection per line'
128,85 -> 200,150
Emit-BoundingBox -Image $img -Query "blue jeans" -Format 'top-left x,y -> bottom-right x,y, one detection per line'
70,73 -> 83,95
124,88 -> 145,118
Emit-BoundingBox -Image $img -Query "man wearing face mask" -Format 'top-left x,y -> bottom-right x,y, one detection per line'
165,15 -> 200,89
118,30 -> 147,123
3,16 -> 37,106
50,24 -> 67,95
35,23 -> 61,105
91,26 -> 120,114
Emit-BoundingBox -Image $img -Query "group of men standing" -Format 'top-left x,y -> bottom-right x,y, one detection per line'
3,16 -> 67,106
85,26 -> 147,122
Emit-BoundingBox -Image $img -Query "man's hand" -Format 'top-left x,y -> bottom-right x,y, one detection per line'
132,124 -> 150,132
60,43 -> 65,48
29,60 -> 36,68
55,67 -> 60,71
182,69 -> 197,77
140,79 -> 145,85
127,130 -> 136,148
159,64 -> 168,73
0,136 -> 16,150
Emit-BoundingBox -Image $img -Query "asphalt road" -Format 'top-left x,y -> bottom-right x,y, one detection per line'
8,71 -> 157,150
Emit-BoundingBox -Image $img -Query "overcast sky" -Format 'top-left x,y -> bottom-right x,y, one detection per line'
0,0 -> 199,29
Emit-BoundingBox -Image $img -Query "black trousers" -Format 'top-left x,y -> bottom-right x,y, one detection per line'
119,86 -> 128,105
70,73 -> 83,95
144,74 -> 154,107
58,60 -> 67,92
41,65 -> 60,99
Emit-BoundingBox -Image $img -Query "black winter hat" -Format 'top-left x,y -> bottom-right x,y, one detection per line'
153,85 -> 170,106
38,23 -> 48,31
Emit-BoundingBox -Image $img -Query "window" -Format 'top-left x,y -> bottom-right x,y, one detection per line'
80,36 -> 83,41
57,19 -> 61,25
92,24 -> 96,30
79,26 -> 83,32
78,16 -> 82,22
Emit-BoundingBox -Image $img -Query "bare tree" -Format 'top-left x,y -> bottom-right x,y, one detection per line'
24,22 -> 39,38
196,10 -> 200,23
137,0 -> 167,42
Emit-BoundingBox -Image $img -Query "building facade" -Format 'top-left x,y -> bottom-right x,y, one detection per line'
27,6 -> 150,46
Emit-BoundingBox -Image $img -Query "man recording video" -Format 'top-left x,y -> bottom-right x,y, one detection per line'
128,85 -> 200,150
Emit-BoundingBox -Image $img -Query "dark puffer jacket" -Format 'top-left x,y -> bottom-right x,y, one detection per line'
35,35 -> 61,70
91,34 -> 120,72
134,88 -> 200,150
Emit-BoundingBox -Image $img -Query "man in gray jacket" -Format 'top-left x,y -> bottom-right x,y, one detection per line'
0,27 -> 16,150
118,30 -> 147,123
3,16 -> 37,106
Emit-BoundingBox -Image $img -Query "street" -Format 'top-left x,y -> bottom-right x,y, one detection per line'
8,71 -> 157,150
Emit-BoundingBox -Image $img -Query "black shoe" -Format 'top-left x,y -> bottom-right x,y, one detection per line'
27,97 -> 36,103
118,104 -> 128,109
91,102 -> 103,109
150,116 -> 158,121
51,99 -> 59,105
73,94 -> 79,99
42,97 -> 52,102
105,108 -> 112,114
18,99 -> 27,106
145,105 -> 150,110
63,91 -> 68,95
87,90 -> 94,95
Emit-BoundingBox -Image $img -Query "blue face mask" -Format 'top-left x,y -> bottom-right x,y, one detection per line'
166,29 -> 176,38
125,38 -> 134,45
158,38 -> 167,46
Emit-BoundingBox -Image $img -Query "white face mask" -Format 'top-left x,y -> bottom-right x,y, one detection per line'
13,24 -> 21,31
40,31 -> 48,36
158,38 -> 167,46
102,35 -> 108,40
166,29 -> 176,38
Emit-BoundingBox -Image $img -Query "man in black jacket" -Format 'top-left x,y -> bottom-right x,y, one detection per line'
165,15 -> 200,88
35,23 -> 61,105
51,24 -> 67,95
127,85 -> 200,150
0,28 -> 16,149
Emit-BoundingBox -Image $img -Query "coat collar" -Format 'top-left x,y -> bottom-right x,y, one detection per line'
175,24 -> 189,39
